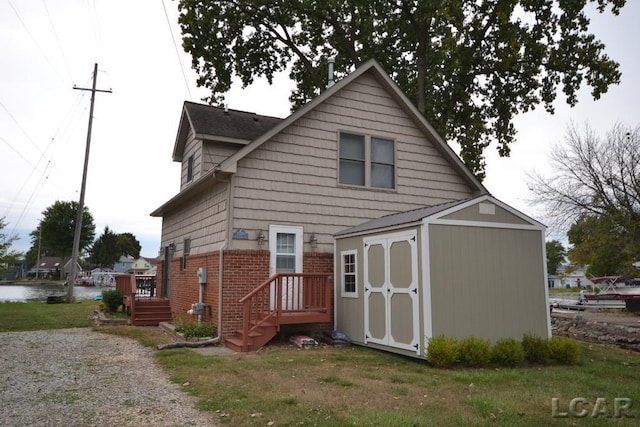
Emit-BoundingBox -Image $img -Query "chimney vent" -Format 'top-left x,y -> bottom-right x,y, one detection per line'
327,57 -> 335,88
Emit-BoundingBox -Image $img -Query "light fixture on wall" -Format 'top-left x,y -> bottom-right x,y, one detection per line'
309,233 -> 318,249
168,243 -> 176,253
257,230 -> 265,247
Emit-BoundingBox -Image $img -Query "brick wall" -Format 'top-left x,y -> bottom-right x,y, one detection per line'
157,249 -> 335,340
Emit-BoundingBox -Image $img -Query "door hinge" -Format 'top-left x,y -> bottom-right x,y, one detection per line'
411,236 -> 416,241
411,288 -> 417,294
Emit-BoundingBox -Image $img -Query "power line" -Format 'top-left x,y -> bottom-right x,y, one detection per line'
42,0 -> 74,82
7,0 -> 69,88
161,0 -> 193,100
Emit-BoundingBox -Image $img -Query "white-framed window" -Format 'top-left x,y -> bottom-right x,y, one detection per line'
339,132 -> 395,189
341,250 -> 358,298
269,225 -> 303,274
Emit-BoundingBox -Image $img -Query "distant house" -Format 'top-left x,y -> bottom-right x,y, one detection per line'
548,264 -> 594,289
151,59 -> 550,353
129,257 -> 156,275
113,255 -> 135,273
28,257 -> 81,280
1,258 -> 27,281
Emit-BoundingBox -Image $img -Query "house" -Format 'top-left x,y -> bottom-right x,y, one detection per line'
28,257 -> 81,280
129,257 -> 156,275
151,59 -> 549,352
548,264 -> 594,289
1,258 -> 27,281
335,195 -> 550,358
113,255 -> 135,273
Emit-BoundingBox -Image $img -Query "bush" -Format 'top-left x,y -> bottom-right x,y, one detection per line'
458,336 -> 492,367
491,338 -> 525,367
427,335 -> 458,368
174,315 -> 217,339
549,336 -> 581,365
522,334 -> 551,364
101,289 -> 123,313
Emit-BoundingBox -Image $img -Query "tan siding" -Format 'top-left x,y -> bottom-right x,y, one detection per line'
180,129 -> 202,190
335,236 -> 365,343
442,201 -> 531,225
429,225 -> 548,342
231,69 -> 474,248
202,142 -> 241,173
161,183 -> 228,255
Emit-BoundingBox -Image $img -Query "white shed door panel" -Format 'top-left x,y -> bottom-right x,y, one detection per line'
364,231 -> 420,354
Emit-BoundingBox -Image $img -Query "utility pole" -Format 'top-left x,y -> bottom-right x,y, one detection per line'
67,63 -> 112,302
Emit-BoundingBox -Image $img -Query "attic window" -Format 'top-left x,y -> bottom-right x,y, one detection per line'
339,132 -> 395,189
187,155 -> 194,182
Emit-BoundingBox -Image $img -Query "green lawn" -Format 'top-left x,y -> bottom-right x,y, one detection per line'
0,300 -> 95,331
3,301 -> 640,425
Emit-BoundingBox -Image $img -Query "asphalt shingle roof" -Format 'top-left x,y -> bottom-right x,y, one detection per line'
334,198 -> 471,237
184,101 -> 283,141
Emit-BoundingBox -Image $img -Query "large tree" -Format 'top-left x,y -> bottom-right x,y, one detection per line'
545,240 -> 566,275
529,123 -> 640,276
177,0 -> 625,179
28,201 -> 95,261
89,227 -> 141,268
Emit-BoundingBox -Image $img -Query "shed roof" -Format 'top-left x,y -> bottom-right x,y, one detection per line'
335,194 -> 546,238
334,198 -> 470,237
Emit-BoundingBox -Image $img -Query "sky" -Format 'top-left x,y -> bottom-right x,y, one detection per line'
1,1 -> 639,259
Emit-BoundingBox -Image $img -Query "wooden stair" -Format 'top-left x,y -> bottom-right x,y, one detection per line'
225,273 -> 332,352
131,298 -> 172,326
225,319 -> 277,352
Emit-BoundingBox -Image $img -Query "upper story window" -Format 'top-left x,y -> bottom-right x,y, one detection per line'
339,132 -> 395,189
187,155 -> 194,182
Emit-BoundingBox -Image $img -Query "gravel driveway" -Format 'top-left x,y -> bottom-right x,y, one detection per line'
0,328 -> 215,426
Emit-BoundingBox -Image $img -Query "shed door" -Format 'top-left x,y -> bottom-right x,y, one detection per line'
364,231 -> 420,354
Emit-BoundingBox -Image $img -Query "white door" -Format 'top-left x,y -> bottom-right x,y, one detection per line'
269,225 -> 303,310
364,231 -> 420,354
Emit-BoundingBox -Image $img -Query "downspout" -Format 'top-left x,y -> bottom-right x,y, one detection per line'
214,172 -> 232,343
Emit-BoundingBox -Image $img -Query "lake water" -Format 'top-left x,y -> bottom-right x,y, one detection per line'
0,283 -> 111,302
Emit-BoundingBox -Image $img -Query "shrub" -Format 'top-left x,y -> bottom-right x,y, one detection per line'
522,334 -> 551,364
101,289 -> 123,313
491,338 -> 525,367
427,335 -> 458,368
458,336 -> 492,367
549,336 -> 581,365
174,315 -> 217,339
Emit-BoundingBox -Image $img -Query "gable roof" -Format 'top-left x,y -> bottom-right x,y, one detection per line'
335,194 -> 545,238
334,198 -> 471,237
153,59 -> 487,217
216,59 -> 486,196
172,102 -> 283,161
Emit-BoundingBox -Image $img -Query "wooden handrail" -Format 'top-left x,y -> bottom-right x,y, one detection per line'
239,273 -> 331,352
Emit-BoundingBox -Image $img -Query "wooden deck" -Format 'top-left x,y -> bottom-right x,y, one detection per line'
225,273 -> 332,352
115,275 -> 171,326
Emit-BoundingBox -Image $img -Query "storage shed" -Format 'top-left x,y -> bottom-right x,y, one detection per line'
334,195 -> 550,359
